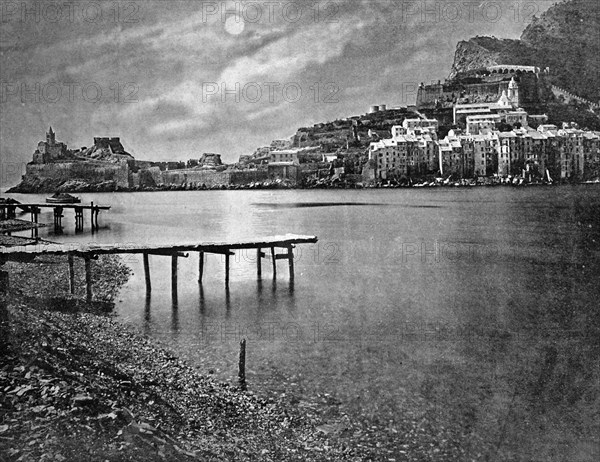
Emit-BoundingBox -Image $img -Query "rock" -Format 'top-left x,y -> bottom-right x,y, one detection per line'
72,395 -> 95,407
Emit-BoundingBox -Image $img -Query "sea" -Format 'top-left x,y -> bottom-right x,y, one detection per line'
5,186 -> 600,460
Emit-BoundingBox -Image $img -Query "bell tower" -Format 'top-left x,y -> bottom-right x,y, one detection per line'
508,77 -> 519,107
46,126 -> 56,145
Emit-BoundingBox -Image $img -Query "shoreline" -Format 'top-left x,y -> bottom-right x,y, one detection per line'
6,178 -> 600,194
1,256 -> 480,461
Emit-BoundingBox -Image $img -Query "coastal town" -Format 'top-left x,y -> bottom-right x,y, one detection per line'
9,65 -> 600,193
2,0 -> 600,461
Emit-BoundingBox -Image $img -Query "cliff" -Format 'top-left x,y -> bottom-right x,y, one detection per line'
449,0 -> 600,103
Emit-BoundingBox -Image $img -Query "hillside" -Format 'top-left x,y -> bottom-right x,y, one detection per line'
449,0 -> 600,103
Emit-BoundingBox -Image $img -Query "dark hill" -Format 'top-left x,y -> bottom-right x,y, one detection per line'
449,0 -> 599,103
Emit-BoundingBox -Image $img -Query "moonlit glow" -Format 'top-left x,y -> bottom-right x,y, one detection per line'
224,16 -> 245,35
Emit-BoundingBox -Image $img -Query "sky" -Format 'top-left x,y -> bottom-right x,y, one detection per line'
0,0 -> 555,187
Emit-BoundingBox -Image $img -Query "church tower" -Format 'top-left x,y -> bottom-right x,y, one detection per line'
46,126 -> 56,145
508,77 -> 519,107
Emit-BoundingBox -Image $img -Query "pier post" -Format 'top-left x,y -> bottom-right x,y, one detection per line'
270,247 -> 276,276
143,253 -> 151,293
198,251 -> 204,283
90,202 -> 94,231
257,248 -> 262,278
74,207 -> 83,232
53,207 -> 63,233
238,338 -> 246,391
171,254 -> 178,297
84,257 -> 92,302
68,254 -> 75,294
287,245 -> 295,281
225,252 -> 230,287
33,207 -> 39,239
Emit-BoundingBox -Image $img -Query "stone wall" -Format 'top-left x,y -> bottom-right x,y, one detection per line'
159,169 -> 231,187
25,161 -> 130,188
229,170 -> 269,185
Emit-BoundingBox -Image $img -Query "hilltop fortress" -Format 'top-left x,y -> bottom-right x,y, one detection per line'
10,127 -> 270,193
416,64 -> 553,125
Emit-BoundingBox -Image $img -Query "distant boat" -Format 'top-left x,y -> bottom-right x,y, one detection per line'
46,193 -> 81,204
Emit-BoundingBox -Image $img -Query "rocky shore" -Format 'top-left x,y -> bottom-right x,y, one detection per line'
0,256 -> 481,461
1,256 -> 334,461
8,175 -> 599,194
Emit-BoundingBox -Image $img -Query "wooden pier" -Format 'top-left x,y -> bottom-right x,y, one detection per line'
0,234 -> 318,301
0,200 -> 109,234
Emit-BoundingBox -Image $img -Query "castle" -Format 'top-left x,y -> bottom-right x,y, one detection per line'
92,137 -> 129,155
416,65 -> 546,115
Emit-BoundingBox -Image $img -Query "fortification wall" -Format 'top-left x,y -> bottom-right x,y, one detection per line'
25,162 -> 130,188
417,73 -> 542,108
229,170 -> 269,185
160,169 -> 231,187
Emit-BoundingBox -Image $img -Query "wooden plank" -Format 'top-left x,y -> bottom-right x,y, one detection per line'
146,250 -> 189,257
0,234 -> 319,258
0,202 -> 110,210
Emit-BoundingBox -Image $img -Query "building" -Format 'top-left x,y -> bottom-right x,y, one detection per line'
198,153 -> 222,168
401,119 -> 439,131
92,137 -> 129,155
454,77 -> 528,128
418,65 -> 543,111
369,138 -> 408,179
33,127 -> 68,163
269,150 -> 299,164
466,114 -> 502,134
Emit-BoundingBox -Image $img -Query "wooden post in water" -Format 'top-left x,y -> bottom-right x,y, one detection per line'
270,247 -> 276,276
53,207 -> 63,233
198,251 -> 204,283
171,254 -> 178,297
84,257 -> 92,302
143,253 -> 151,293
33,207 -> 39,239
68,254 -> 75,294
287,244 -> 295,281
225,252 -> 230,287
238,338 -> 246,390
90,202 -> 94,231
257,248 -> 262,278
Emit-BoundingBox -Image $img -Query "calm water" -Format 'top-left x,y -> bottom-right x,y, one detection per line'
7,187 -> 600,460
